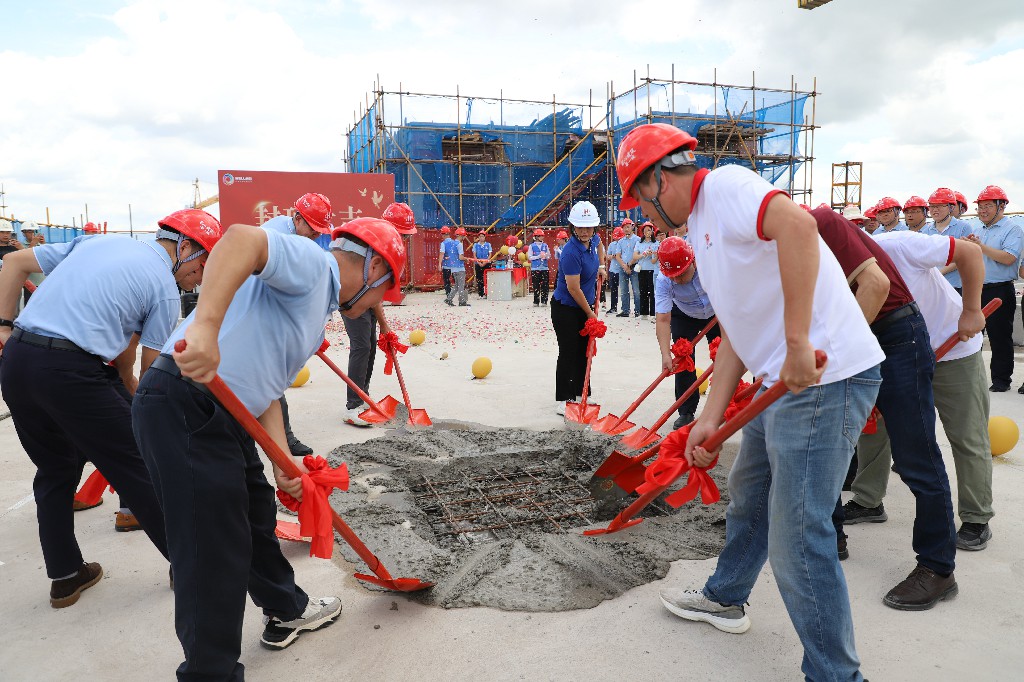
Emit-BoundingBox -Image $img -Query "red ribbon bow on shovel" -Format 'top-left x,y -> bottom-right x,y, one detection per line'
377,332 -> 409,376
722,380 -> 755,422
670,338 -> 695,373
579,318 -> 608,357
276,455 -> 350,559
635,426 -> 720,507
708,337 -> 722,361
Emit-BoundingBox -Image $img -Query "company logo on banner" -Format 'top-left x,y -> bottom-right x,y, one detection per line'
217,170 -> 395,232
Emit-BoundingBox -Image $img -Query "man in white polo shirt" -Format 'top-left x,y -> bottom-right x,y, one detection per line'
616,123 -> 884,682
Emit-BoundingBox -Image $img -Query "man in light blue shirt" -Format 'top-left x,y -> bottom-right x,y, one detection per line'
924,188 -> 976,289
615,220 -> 642,316
606,228 -> 622,312
528,229 -> 551,306
0,209 -> 222,607
873,197 -> 907,235
472,231 -> 493,298
653,236 -> 719,428
963,186 -> 1023,392
439,227 -> 469,306
132,217 -> 405,678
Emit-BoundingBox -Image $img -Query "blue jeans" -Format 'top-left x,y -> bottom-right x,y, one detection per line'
618,270 -> 640,314
704,365 -> 881,682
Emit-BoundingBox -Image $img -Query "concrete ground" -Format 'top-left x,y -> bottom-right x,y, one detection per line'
2,290 -> 1024,681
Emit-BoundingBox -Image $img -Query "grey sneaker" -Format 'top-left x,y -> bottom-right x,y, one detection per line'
659,588 -> 750,634
261,596 -> 342,650
956,522 -> 992,551
842,500 -> 888,524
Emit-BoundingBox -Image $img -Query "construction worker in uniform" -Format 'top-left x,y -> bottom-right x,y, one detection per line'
616,123 -> 883,681
18,220 -> 45,305
258,192 -> 333,452
863,205 -> 880,234
605,224 -> 625,312
472,230 -> 494,298
131,217 -> 406,680
528,228 -> 551,306
963,185 -> 1022,392
614,218 -> 642,317
341,202 -> 411,426
0,208 -> 222,608
653,236 -> 719,429
953,191 -> 970,220
873,197 -> 906,234
903,196 -> 929,232
924,187 -> 976,290
438,226 -> 453,298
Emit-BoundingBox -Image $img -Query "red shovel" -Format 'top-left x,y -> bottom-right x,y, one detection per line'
591,316 -> 719,436
74,469 -> 112,509
585,351 -> 826,536
385,344 -> 432,427
315,339 -> 399,424
565,280 -> 603,426
618,364 -> 716,450
174,340 -> 432,592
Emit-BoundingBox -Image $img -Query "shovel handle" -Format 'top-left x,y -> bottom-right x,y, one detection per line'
316,339 -> 390,420
932,298 -> 1000,361
576,278 -> 603,412
173,340 -> 393,581
648,364 -> 715,433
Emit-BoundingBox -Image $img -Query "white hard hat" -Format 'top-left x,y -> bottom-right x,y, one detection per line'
842,204 -> 868,222
568,201 -> 600,228
21,220 -> 39,232
0,219 -> 13,233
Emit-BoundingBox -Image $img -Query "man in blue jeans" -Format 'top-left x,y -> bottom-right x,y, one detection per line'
617,123 -> 884,682
613,219 -> 641,317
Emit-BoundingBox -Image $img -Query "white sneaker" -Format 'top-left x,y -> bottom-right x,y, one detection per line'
556,401 -> 566,416
344,406 -> 371,427
261,596 -> 342,650
641,315 -> 648,321
659,588 -> 750,634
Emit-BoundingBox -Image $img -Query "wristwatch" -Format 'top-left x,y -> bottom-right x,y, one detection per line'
0,318 -> 15,328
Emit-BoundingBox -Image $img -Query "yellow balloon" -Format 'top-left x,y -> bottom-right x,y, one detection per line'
517,252 -> 527,262
988,416 -> 1019,456
409,329 -> 426,346
291,366 -> 310,388
516,239 -> 524,249
696,368 -> 709,394
500,245 -> 509,255
472,356 -> 492,379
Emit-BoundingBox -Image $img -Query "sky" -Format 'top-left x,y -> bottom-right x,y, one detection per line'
1,0 -> 1023,231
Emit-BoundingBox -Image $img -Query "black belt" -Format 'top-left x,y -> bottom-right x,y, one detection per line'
150,353 -> 217,401
870,301 -> 920,334
11,327 -> 95,356
982,281 -> 1013,290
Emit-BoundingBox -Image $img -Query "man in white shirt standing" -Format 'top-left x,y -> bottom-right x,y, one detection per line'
617,123 -> 883,682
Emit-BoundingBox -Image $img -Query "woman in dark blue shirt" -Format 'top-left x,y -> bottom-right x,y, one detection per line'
550,201 -> 607,414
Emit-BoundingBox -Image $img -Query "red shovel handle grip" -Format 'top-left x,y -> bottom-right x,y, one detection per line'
932,298 -> 1001,361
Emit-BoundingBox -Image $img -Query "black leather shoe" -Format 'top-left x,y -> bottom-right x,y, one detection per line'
1018,384 -> 1024,395
837,533 -> 849,561
287,437 -> 314,457
616,312 -> 630,318
672,412 -> 695,430
990,384 -> 1010,392
883,565 -> 957,611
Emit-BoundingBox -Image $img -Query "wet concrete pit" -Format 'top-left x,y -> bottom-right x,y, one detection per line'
322,422 -> 731,612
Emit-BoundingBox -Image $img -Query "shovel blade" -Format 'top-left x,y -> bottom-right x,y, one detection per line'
592,449 -> 636,479
565,401 -> 601,425
619,428 -> 661,451
590,414 -> 636,436
613,464 -> 650,494
586,472 -> 632,505
582,517 -> 645,536
360,395 -> 400,423
407,409 -> 432,427
354,573 -> 435,592
274,520 -> 306,543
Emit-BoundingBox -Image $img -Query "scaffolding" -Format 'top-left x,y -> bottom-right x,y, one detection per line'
831,162 -> 863,210
345,69 -> 817,232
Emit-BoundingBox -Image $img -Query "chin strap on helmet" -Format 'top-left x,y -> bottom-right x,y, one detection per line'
633,150 -> 695,231
157,228 -> 207,274
331,238 -> 393,311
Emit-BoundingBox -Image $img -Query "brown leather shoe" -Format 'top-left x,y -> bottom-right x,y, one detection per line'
883,565 -> 958,611
50,562 -> 103,608
73,498 -> 103,512
115,511 -> 142,532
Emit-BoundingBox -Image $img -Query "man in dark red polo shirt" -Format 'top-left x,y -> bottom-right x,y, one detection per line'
812,207 -> 960,611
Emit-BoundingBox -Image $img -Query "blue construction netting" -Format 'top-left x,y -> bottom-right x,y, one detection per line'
4,219 -> 92,244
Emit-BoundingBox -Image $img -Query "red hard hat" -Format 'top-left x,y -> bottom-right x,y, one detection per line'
440,226 -> 451,234
955,191 -> 968,208
533,228 -> 545,237
876,197 -> 902,211
612,227 -> 625,240
556,230 -> 569,239
640,220 -> 655,229
455,227 -> 467,236
505,234 -> 518,246
83,222 -> 99,234
903,196 -> 928,210
976,185 -> 1009,204
294,193 -> 333,234
331,218 -> 407,303
798,204 -> 811,212
928,188 -> 956,205
616,123 -> 698,210
864,205 -> 878,219
620,218 -> 635,227
158,209 -> 223,253
381,202 -> 416,235
658,236 -> 695,278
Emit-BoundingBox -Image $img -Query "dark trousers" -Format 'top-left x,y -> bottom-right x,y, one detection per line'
342,308 -> 378,410
607,272 -> 620,310
638,270 -> 655,316
551,299 -> 591,401
474,263 -> 488,296
982,282 -> 1016,388
442,268 -> 452,297
532,269 -> 550,304
133,366 -> 308,682
834,312 -> 956,575
670,307 -> 720,418
0,338 -> 168,578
